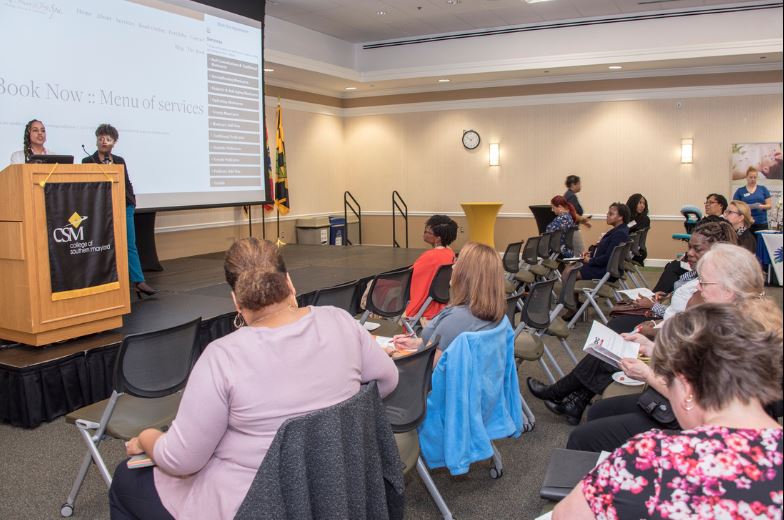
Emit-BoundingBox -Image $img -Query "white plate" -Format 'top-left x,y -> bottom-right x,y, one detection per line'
362,321 -> 381,332
612,371 -> 644,386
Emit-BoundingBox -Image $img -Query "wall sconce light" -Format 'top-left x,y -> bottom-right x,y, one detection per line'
489,143 -> 500,166
681,138 -> 693,164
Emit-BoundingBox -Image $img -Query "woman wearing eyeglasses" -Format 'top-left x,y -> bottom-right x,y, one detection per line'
83,124 -> 156,299
723,201 -> 757,253
733,167 -> 772,232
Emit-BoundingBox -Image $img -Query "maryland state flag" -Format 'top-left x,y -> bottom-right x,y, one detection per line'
274,102 -> 290,215
262,120 -> 275,212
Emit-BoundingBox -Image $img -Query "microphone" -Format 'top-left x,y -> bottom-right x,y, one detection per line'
81,145 -> 95,163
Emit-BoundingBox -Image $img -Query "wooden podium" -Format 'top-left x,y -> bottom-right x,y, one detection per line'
0,164 -> 131,346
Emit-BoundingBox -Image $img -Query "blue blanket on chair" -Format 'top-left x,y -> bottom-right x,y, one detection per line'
418,317 -> 523,475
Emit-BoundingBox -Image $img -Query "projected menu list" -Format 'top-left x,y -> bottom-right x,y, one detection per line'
206,54 -> 261,187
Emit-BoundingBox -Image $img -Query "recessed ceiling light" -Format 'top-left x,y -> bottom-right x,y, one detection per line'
608,65 -> 623,70
446,0 -> 461,5
263,68 -> 274,72
344,87 -> 357,91
524,0 -> 554,3
377,10 -> 386,15
438,79 -> 450,83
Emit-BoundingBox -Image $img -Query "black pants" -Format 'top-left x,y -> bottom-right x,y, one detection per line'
652,259 -> 686,294
566,394 -> 680,453
109,461 -> 173,520
606,315 -> 648,334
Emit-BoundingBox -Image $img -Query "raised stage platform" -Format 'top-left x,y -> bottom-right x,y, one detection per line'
0,244 -> 424,428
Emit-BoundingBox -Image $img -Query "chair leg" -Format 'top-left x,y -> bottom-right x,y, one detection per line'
416,457 -> 454,520
520,393 -> 536,432
633,266 -> 648,288
559,338 -> 579,365
62,450 -> 95,515
586,294 -> 608,324
76,422 -> 113,486
538,358 -> 556,384
489,443 -> 503,479
542,345 -> 564,378
567,297 -> 592,328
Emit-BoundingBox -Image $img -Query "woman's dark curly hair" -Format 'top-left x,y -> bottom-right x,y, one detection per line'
425,215 -> 458,247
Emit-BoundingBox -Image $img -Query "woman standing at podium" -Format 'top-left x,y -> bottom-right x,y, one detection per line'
10,119 -> 48,163
83,124 -> 156,298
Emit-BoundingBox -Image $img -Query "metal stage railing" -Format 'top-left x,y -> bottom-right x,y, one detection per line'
392,191 -> 408,248
343,191 -> 362,245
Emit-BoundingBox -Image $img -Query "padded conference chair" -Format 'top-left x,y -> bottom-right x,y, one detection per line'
567,243 -> 628,328
359,267 -> 414,335
513,279 -> 565,381
406,264 -> 452,330
60,317 -> 201,518
501,241 -> 526,294
543,268 -> 581,366
311,279 -> 359,314
383,344 -> 454,519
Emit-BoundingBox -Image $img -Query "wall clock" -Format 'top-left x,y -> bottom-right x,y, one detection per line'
462,129 -> 480,150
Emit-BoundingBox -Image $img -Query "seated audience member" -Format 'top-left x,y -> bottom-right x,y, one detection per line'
404,215 -> 458,324
724,200 -> 757,253
109,238 -> 399,520
546,195 -> 578,258
570,202 -> 630,281
392,241 -> 506,367
733,166 -> 772,232
651,193 -> 728,294
625,193 -> 649,262
566,243 -> 776,453
554,302 -> 783,520
527,221 -> 735,425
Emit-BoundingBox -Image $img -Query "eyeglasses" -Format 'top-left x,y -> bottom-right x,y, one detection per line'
697,277 -> 719,286
423,228 -> 434,235
704,200 -> 718,206
724,210 -> 741,216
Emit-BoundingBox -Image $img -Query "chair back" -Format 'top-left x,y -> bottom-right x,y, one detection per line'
607,242 -> 629,280
638,227 -> 650,253
115,317 -> 201,398
235,381 -> 404,520
428,264 -> 453,304
505,294 -> 521,328
312,280 -> 358,313
383,344 -> 438,433
537,232 -> 552,258
521,279 -> 556,330
629,231 -> 644,258
501,241 -> 523,274
558,268 -> 580,311
563,227 -> 576,254
548,229 -> 563,256
521,236 -> 540,265
365,267 -> 413,318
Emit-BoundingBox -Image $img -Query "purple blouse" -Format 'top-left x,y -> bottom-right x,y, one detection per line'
152,306 -> 399,519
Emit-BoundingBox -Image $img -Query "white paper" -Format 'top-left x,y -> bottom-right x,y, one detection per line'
583,321 -> 640,368
617,288 -> 655,300
375,336 -> 393,348
627,220 -> 637,228
534,512 -> 553,520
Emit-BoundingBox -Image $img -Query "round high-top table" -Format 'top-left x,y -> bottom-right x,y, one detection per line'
460,202 -> 503,249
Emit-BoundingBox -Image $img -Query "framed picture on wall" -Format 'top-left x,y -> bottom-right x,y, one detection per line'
730,142 -> 783,229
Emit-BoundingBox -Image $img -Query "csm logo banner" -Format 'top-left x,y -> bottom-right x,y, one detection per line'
44,182 -> 119,300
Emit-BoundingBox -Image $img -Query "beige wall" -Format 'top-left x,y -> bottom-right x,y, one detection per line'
154,83 -> 782,261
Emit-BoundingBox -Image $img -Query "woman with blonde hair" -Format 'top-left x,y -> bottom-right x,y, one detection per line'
554,302 -> 783,519
566,243 -> 774,453
110,238 -> 398,519
723,200 -> 757,253
392,241 -> 506,367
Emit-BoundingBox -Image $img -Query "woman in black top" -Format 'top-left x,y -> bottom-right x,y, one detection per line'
83,124 -> 156,298
723,200 -> 757,254
626,193 -> 649,262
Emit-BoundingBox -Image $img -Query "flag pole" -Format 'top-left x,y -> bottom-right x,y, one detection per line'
261,207 -> 266,239
275,206 -> 285,247
247,205 -> 252,237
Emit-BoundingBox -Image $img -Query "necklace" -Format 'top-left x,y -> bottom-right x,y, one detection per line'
246,304 -> 297,327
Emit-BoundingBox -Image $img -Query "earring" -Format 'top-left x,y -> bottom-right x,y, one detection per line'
233,313 -> 246,329
683,395 -> 695,411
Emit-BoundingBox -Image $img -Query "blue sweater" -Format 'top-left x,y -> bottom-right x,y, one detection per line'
418,318 -> 524,475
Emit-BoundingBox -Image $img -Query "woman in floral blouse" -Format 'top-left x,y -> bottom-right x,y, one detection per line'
554,302 -> 783,519
546,195 -> 578,258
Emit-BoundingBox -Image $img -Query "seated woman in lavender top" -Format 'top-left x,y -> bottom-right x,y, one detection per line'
109,238 -> 399,520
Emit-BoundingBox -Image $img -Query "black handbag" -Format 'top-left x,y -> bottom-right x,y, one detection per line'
636,388 -> 677,426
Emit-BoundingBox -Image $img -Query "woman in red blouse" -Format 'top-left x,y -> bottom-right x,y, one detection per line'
404,215 -> 458,326
554,301 -> 783,519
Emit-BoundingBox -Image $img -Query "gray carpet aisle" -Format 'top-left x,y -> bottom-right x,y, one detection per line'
2,272 -> 780,520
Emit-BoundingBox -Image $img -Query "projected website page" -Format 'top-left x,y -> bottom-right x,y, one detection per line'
0,0 -> 266,209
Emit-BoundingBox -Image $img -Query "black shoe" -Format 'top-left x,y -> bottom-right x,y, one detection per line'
560,390 -> 593,426
527,377 -> 555,401
544,399 -> 566,415
134,282 -> 158,299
